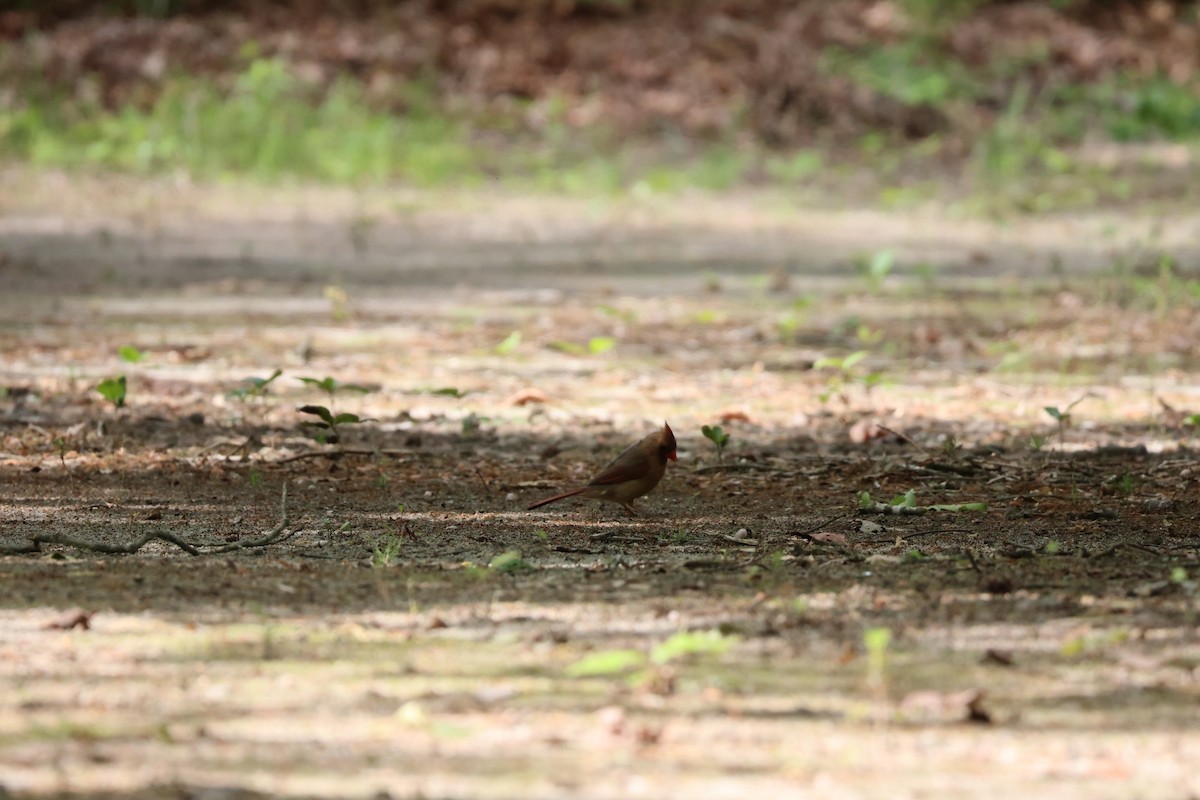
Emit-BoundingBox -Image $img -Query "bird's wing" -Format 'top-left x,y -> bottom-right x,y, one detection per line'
588,445 -> 650,486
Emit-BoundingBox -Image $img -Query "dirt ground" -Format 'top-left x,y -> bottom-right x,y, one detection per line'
2,174 -> 1200,799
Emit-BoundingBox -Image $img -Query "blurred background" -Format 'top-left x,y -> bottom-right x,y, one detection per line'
3,1 -> 1199,208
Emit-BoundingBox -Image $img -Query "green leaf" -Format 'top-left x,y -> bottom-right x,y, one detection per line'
117,346 -> 144,363
651,630 -> 737,665
864,626 -> 891,656
96,376 -> 127,408
299,376 -> 336,393
495,331 -> 522,355
549,340 -> 586,356
430,387 -> 465,397
841,350 -> 869,370
588,336 -> 616,355
1044,406 -> 1065,421
298,404 -> 335,425
813,356 -> 842,370
488,550 -> 529,573
701,424 -> 730,448
858,490 -> 875,508
927,501 -> 988,512
565,649 -> 646,678
332,412 -> 362,425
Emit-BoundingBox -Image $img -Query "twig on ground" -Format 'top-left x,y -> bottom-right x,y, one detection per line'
876,425 -> 928,454
270,448 -> 411,464
0,486 -> 295,557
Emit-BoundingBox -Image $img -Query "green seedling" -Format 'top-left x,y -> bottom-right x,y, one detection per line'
228,369 -> 283,401
701,424 -> 730,461
1029,433 -> 1047,452
565,629 -> 737,682
565,649 -> 645,678
96,376 -> 127,408
1044,539 -> 1062,555
495,331 -> 522,355
428,387 -> 466,397
1044,393 -> 1089,449
856,249 -> 895,293
488,550 -> 530,573
323,284 -> 354,321
117,345 -> 144,363
864,626 -> 892,694
298,404 -> 363,443
652,630 -> 737,664
372,534 -> 404,568
814,350 -> 883,404
296,376 -> 371,442
588,336 -> 616,355
247,468 -> 263,489
298,375 -> 371,403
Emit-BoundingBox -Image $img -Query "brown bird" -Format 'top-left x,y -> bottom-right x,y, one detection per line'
528,422 -> 677,515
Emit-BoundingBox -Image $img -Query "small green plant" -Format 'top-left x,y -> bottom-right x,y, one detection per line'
588,336 -> 616,355
856,249 -> 895,293
228,369 -> 283,401
1029,433 -> 1047,452
298,376 -> 371,403
671,527 -> 694,545
247,468 -> 263,489
1044,539 -> 1061,555
488,550 -> 530,573
298,404 -> 363,443
372,534 -> 404,568
701,424 -> 730,461
565,629 -> 737,681
864,626 -> 892,695
814,350 -> 883,404
96,376 -> 127,408
1044,394 -> 1088,449
297,376 -> 371,443
495,330 -> 522,355
117,345 -> 144,363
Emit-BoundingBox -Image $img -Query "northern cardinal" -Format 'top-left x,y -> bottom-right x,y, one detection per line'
528,422 -> 677,515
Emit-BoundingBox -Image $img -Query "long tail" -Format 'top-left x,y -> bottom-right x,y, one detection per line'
527,487 -> 587,510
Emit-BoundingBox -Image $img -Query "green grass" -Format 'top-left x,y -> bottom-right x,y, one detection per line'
2,48 -> 1200,212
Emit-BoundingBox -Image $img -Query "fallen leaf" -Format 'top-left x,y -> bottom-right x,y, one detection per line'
44,608 -> 92,631
807,532 -> 849,545
717,407 -> 754,424
505,387 -> 548,406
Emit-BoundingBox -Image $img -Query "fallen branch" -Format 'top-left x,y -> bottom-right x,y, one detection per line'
0,486 -> 295,557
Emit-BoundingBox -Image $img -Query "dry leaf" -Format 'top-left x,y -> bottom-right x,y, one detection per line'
717,407 -> 754,424
506,387 -> 548,406
44,608 -> 92,631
